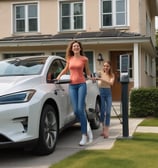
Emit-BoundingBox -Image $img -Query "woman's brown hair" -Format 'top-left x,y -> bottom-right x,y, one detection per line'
65,40 -> 84,60
103,60 -> 114,77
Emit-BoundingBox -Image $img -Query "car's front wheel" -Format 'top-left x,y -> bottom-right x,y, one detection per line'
33,104 -> 58,155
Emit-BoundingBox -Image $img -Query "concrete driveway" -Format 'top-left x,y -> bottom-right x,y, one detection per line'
0,123 -> 101,168
0,118 -> 141,168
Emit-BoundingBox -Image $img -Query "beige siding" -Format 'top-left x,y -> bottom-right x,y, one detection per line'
0,1 -> 12,37
128,0 -> 140,33
0,0 -> 156,39
85,0 -> 99,31
40,0 -> 58,34
0,0 -> 157,90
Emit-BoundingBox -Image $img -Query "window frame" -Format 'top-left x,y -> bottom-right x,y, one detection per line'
101,0 -> 128,28
13,2 -> 39,33
116,53 -> 133,79
59,0 -> 85,32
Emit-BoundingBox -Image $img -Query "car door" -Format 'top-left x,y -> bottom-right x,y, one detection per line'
47,59 -> 75,126
59,59 -> 75,124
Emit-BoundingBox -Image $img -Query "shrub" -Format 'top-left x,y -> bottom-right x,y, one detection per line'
130,88 -> 158,117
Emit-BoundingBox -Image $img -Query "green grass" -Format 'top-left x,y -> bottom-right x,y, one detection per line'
138,117 -> 158,126
50,133 -> 158,168
50,118 -> 158,168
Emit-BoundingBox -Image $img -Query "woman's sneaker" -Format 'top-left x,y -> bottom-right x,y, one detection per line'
87,121 -> 93,143
87,130 -> 93,143
79,134 -> 87,146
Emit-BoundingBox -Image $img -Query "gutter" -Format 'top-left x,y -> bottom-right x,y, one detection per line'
0,36 -> 152,47
0,35 -> 156,57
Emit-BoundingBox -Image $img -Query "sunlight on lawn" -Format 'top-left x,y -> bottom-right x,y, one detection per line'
139,117 -> 158,126
50,133 -> 158,168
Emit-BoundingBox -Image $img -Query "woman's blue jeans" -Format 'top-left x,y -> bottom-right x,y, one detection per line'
69,83 -> 87,134
99,88 -> 112,126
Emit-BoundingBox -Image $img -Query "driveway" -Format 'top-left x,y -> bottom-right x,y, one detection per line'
0,124 -> 99,168
0,118 -> 125,168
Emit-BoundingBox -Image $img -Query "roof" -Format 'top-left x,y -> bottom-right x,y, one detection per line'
0,30 -> 156,57
0,30 -> 142,42
0,30 -> 154,56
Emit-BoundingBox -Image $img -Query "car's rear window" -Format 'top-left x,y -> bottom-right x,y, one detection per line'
0,57 -> 47,76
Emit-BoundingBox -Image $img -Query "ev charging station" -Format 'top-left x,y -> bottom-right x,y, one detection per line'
120,54 -> 130,137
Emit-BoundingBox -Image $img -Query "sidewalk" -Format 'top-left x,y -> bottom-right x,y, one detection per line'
86,118 -> 157,150
136,126 -> 158,133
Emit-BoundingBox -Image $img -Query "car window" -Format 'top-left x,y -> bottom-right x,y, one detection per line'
0,57 -> 47,76
47,59 -> 64,82
60,59 -> 66,70
60,59 -> 70,75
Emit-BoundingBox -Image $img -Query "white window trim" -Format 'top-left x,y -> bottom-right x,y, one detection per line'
58,0 -> 85,32
11,1 -> 40,34
100,0 -> 128,28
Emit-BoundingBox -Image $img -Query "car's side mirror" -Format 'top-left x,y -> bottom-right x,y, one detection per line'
53,74 -> 71,84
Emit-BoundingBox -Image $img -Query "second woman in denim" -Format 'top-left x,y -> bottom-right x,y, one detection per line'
96,61 -> 115,138
56,40 -> 93,146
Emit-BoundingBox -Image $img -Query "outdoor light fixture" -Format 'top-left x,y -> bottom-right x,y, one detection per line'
97,53 -> 104,64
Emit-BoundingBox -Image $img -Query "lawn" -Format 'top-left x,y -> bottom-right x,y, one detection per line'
138,117 -> 158,126
50,118 -> 158,168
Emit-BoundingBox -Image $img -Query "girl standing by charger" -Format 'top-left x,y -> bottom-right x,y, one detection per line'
96,61 -> 115,138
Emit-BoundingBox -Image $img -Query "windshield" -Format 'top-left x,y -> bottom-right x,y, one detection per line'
0,57 -> 47,76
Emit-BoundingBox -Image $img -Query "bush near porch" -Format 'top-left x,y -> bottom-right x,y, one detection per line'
130,88 -> 158,117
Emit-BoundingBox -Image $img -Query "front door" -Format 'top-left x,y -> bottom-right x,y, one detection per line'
110,51 -> 133,101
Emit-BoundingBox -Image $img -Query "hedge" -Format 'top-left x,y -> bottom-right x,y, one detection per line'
130,88 -> 158,117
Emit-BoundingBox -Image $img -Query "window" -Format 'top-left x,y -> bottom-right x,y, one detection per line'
0,57 -> 46,76
85,51 -> 94,72
145,54 -> 150,75
116,54 -> 133,78
145,54 -> 148,74
4,53 -> 43,59
60,1 -> 84,31
47,59 -> 66,82
101,0 -> 127,27
13,3 -> 38,33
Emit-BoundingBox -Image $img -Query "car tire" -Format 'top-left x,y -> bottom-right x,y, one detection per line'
33,104 -> 59,155
90,99 -> 100,129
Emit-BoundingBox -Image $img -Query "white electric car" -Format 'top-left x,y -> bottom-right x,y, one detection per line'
0,55 -> 100,155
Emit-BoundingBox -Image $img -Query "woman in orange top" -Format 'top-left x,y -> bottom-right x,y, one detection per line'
57,40 -> 93,146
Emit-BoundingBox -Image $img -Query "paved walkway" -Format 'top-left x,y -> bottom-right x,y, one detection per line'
136,126 -> 158,133
86,118 -> 158,150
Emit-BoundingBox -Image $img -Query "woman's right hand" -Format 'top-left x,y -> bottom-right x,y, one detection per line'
95,77 -> 101,80
56,75 -> 61,80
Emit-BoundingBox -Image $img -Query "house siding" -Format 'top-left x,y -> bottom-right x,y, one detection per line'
0,0 -> 156,37
0,1 -> 12,37
0,0 -> 157,101
40,0 -> 58,34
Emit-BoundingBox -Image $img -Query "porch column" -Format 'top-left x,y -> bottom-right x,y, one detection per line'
133,43 -> 140,88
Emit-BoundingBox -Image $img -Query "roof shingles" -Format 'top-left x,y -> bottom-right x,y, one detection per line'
0,30 -> 141,42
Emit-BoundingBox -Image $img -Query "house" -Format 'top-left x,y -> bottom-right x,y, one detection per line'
0,0 -> 157,101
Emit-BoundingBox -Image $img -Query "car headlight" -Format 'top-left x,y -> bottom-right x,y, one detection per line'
0,90 -> 36,104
